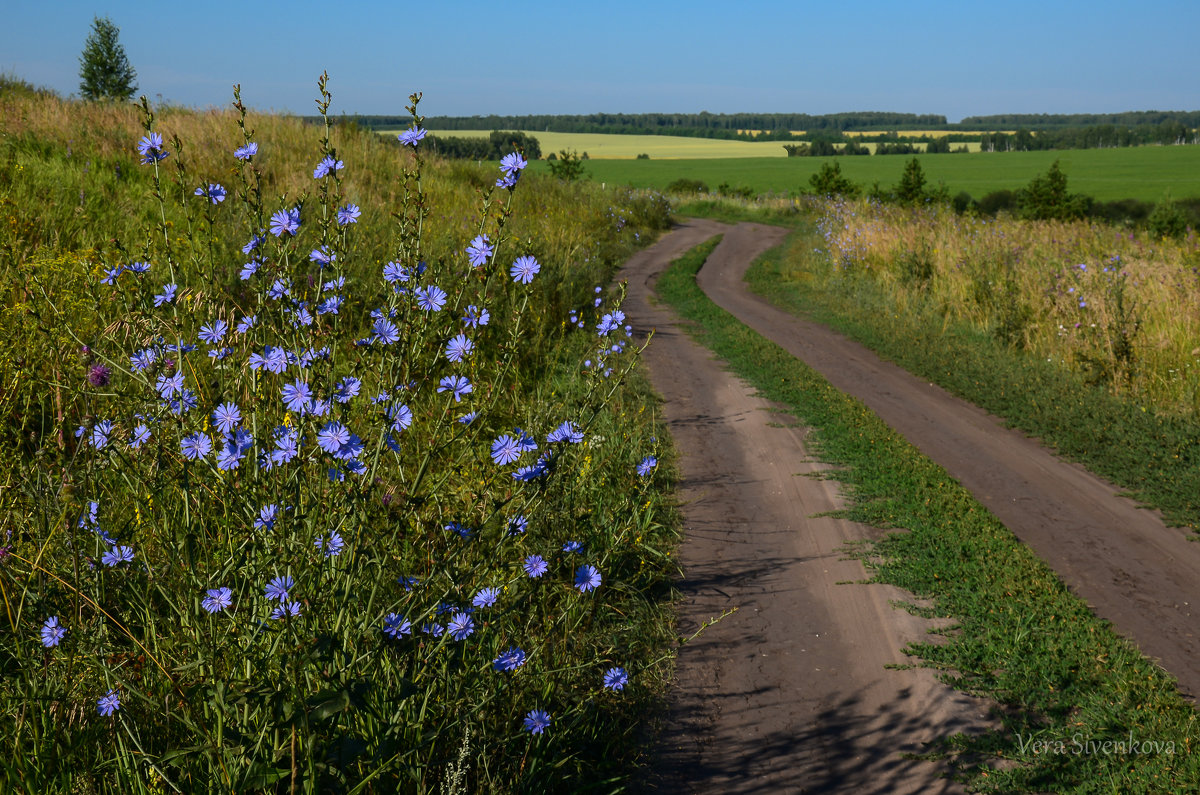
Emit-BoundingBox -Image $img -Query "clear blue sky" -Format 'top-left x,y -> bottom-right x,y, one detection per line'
2,1 -> 1197,121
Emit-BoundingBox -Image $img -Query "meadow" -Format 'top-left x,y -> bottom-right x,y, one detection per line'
410,130 -> 794,159
559,147 -> 1200,203
0,76 -> 678,793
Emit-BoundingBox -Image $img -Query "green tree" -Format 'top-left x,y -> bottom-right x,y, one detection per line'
895,157 -> 927,204
1146,192 -> 1188,239
1017,160 -> 1089,221
547,149 -> 585,181
78,16 -> 137,102
808,161 -> 859,197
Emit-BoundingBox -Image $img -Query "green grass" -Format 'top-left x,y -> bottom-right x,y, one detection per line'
561,147 -> 1200,203
655,234 -> 1200,793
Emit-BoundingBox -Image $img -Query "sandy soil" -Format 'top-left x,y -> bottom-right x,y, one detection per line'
622,219 -> 1200,793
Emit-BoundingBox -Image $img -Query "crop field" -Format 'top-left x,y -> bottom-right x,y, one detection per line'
409,129 -> 794,159
554,145 -> 1200,202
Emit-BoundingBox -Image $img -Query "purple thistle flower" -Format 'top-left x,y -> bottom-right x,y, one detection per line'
87,364 -> 111,387
202,587 -> 233,613
40,616 -> 66,648
510,255 -> 540,284
523,709 -> 551,735
574,564 -> 602,592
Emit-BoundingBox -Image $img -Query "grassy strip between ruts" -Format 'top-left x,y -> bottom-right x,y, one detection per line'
655,236 -> 1200,793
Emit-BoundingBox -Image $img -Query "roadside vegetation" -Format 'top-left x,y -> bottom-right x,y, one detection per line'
657,237 -> 1200,793
0,74 -> 679,793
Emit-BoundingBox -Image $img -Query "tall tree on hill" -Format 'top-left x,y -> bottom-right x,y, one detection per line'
78,16 -> 138,102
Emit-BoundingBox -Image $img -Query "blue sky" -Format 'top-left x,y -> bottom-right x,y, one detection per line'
3,1 -> 1197,121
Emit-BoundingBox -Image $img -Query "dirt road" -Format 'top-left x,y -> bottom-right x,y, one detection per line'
623,219 -> 1200,793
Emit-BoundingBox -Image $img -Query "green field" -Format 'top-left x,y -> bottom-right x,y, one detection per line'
528,146 -> 1200,202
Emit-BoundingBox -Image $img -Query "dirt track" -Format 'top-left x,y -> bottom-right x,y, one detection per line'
623,219 -> 1200,793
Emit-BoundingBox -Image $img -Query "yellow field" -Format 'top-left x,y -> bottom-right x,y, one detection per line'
407,130 -> 795,159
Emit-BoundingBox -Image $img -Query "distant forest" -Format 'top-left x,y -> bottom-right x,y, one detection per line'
332,110 -> 1200,153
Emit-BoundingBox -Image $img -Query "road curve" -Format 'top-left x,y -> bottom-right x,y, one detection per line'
623,220 -> 991,794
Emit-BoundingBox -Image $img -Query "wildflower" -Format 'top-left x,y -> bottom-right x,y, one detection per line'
234,142 -> 258,160
523,555 -> 548,578
102,545 -> 134,567
40,616 -> 66,648
83,362 -> 112,390
264,575 -> 293,601
200,400 -> 236,433
137,132 -> 168,163
242,234 -> 264,255
202,587 -> 233,614
458,411 -> 478,424
269,207 -> 300,237
603,667 -> 628,691
463,304 -> 489,328
446,612 -> 475,641
548,421 -> 583,444
198,319 -> 228,344
130,423 -> 151,449
575,564 -> 602,592
154,284 -> 178,306
472,587 -> 499,608
337,203 -> 361,225
167,389 -> 199,416
415,285 -> 447,312
383,613 -> 412,638
491,435 -> 522,465
281,379 -> 312,414
97,689 -> 120,716
317,422 -> 351,455
156,371 -> 183,398
127,260 -> 150,274
251,505 -> 281,533
445,334 -> 474,362
387,403 -> 413,432
465,235 -> 493,267
397,125 -> 427,146
194,183 -> 226,204
446,522 -> 472,539
637,456 -> 657,477
101,266 -> 123,285
267,279 -> 290,300
494,647 -> 527,672
507,515 -> 528,535
437,375 -> 472,402
562,541 -> 583,554
334,377 -> 361,403
513,461 -> 548,481
316,531 -> 344,557
510,255 -> 540,284
236,315 -> 257,334
373,318 -> 400,345
323,275 -> 345,292
313,155 -> 344,179
500,151 -> 527,176
180,432 -> 213,461
271,601 -> 302,619
309,246 -> 335,266
523,709 -> 551,735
